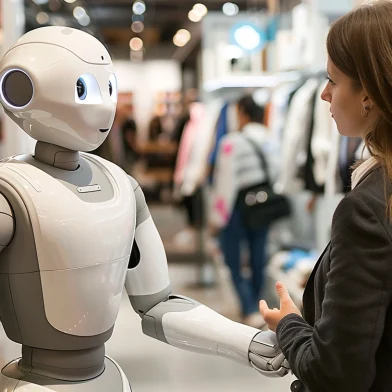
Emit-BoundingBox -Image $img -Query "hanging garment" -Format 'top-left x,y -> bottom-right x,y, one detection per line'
181,102 -> 220,197
325,121 -> 344,196
296,82 -> 324,193
311,80 -> 334,188
274,78 -> 320,194
269,81 -> 305,148
208,103 -> 230,173
174,102 -> 204,188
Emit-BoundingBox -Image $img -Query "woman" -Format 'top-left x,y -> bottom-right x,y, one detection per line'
210,95 -> 273,328
260,2 -> 392,391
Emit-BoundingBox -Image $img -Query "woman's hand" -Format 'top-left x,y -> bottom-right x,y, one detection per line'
259,281 -> 302,332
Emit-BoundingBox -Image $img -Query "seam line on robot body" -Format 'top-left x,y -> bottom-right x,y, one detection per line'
38,255 -> 130,273
0,256 -> 130,275
6,42 -> 110,66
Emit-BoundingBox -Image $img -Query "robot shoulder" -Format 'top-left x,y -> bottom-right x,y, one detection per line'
0,192 -> 14,248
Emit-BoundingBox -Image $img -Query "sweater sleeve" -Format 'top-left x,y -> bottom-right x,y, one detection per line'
210,137 -> 238,228
276,195 -> 392,392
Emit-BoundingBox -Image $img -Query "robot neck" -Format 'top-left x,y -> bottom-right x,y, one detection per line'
34,141 -> 80,171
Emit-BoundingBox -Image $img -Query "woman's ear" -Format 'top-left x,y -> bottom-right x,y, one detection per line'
362,95 -> 374,110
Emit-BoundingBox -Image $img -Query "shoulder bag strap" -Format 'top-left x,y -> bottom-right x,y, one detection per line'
243,135 -> 272,186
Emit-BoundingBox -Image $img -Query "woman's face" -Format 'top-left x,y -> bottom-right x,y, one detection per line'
321,57 -> 377,138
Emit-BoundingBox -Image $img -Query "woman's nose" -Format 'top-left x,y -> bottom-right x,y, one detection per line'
320,85 -> 331,103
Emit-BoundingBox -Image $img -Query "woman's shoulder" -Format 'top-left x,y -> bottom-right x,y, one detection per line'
351,166 -> 386,204
335,167 -> 392,233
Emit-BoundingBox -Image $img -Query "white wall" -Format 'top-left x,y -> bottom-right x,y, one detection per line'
113,60 -> 182,140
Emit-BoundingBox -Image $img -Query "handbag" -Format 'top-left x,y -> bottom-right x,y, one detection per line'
237,137 -> 291,229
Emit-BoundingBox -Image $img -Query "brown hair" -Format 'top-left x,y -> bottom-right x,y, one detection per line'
327,1 -> 392,218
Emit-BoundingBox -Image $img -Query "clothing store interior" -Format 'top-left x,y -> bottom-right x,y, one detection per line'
0,0 -> 368,391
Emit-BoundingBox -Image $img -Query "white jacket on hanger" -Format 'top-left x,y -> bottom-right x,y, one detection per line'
324,121 -> 342,196
274,78 -> 320,194
311,80 -> 333,187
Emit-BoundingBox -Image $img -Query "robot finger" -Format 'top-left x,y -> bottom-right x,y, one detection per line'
249,330 -> 281,358
267,353 -> 290,371
249,357 -> 290,378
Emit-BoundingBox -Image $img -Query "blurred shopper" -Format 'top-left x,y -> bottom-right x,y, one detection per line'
172,95 -> 205,248
210,95 -> 272,328
260,2 -> 392,391
122,115 -> 139,174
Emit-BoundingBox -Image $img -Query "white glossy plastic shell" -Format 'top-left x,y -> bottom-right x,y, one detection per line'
162,305 -> 259,366
0,153 -> 136,336
125,216 -> 171,296
11,26 -> 112,65
0,27 -> 117,152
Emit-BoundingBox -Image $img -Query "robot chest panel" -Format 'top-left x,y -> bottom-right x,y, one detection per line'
2,161 -> 136,271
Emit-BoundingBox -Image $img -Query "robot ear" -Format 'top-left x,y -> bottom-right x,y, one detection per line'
1,70 -> 33,109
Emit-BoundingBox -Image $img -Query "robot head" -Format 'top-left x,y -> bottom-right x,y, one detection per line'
0,26 -> 118,152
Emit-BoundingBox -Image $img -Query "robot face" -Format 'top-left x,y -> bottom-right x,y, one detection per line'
0,27 -> 118,152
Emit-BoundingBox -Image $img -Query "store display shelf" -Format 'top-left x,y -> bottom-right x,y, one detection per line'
203,71 -> 302,92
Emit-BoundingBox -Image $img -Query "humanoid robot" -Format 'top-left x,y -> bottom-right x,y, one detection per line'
0,27 -> 289,391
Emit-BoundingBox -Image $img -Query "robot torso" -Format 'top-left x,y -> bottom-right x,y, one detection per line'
0,153 -> 135,348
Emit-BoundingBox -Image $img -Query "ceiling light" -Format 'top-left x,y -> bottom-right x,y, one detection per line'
188,10 -> 203,22
36,12 -> 50,24
234,25 -> 261,51
78,14 -> 91,26
32,0 -> 48,4
133,1 -> 146,15
223,2 -> 239,16
131,21 -> 144,33
193,3 -> 208,17
173,29 -> 191,47
64,0 -> 77,3
73,6 -> 87,20
130,37 -> 143,51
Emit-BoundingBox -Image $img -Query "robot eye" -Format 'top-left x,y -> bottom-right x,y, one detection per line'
0,69 -> 33,108
76,78 -> 87,100
109,74 -> 118,103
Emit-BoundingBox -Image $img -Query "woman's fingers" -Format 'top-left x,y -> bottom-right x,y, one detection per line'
259,300 -> 270,318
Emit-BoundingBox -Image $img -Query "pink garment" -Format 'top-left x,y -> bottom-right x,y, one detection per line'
174,103 -> 205,185
214,197 -> 230,225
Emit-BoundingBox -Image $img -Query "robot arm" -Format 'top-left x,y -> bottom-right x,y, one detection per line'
125,177 -> 289,378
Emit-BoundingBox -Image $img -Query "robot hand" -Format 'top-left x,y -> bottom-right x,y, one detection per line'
249,330 -> 291,378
